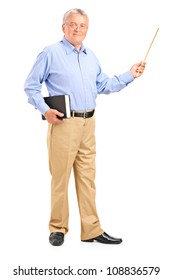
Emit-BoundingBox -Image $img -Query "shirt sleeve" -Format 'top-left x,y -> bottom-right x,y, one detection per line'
24,51 -> 51,115
96,65 -> 135,94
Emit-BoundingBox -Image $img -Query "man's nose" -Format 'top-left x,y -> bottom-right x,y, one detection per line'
75,25 -> 81,30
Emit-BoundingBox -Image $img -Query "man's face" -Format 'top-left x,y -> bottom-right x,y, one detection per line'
62,13 -> 88,48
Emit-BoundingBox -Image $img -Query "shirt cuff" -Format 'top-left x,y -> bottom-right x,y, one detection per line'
37,101 -> 50,116
119,70 -> 135,85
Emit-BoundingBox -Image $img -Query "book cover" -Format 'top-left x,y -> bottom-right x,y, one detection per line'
42,95 -> 71,120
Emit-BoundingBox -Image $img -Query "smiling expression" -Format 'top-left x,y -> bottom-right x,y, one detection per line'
62,13 -> 89,51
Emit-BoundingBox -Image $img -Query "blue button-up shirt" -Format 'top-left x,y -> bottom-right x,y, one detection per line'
24,37 -> 134,115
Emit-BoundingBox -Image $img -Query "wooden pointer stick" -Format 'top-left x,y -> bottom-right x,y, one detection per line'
143,27 -> 159,62
136,28 -> 159,76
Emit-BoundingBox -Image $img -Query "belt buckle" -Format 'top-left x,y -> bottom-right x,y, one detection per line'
83,111 -> 86,118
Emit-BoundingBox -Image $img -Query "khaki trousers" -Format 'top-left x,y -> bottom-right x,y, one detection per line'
47,116 -> 104,240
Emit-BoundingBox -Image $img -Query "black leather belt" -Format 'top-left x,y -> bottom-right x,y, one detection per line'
71,110 -> 95,118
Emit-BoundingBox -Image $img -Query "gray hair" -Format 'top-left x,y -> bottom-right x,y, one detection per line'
63,8 -> 89,23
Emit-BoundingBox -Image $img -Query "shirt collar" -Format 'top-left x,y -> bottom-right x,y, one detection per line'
61,37 -> 87,55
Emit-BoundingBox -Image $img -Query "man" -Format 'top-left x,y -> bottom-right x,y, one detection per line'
24,8 -> 145,246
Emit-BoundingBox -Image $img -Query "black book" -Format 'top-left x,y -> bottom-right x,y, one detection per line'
42,95 -> 71,120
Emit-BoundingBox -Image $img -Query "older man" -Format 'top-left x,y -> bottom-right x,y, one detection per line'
24,8 -> 145,246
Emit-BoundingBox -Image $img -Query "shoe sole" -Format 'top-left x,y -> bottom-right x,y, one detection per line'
49,240 -> 64,246
81,239 -> 122,244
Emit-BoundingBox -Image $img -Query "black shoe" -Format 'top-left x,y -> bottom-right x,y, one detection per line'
49,232 -> 64,246
82,232 -> 122,244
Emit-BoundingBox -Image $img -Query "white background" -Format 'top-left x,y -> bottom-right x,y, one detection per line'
0,0 -> 173,279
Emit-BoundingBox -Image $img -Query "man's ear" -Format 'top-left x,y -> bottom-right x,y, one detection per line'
62,24 -> 65,33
